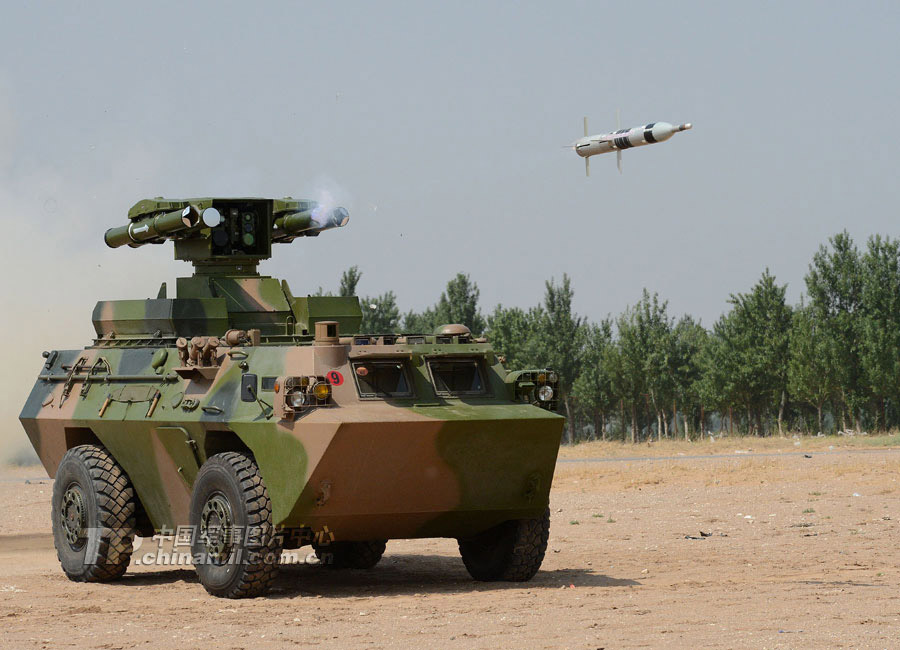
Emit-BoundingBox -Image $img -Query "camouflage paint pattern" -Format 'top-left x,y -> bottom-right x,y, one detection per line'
20,197 -> 565,544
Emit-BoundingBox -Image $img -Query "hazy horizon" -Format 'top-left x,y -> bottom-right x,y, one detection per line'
2,1 -> 899,458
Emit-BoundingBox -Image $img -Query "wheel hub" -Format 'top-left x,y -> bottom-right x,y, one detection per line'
60,485 -> 86,549
200,494 -> 234,563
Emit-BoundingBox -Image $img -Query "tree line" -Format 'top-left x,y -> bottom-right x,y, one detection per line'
324,231 -> 900,444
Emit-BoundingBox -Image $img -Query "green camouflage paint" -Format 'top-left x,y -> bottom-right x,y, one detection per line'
20,197 -> 564,546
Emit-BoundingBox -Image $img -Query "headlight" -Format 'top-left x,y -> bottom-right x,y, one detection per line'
547,371 -> 558,383
312,382 -> 331,401
537,385 -> 554,402
287,390 -> 307,409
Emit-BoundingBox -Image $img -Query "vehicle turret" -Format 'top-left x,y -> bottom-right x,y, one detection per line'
96,197 -> 361,341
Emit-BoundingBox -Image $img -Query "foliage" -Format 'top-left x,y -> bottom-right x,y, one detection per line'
359,291 -> 401,333
404,273 -> 486,334
326,230 -> 900,442
788,303 -> 833,432
339,266 -> 362,297
806,232 -> 865,428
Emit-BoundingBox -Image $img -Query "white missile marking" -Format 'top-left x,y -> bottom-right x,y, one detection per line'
573,116 -> 692,176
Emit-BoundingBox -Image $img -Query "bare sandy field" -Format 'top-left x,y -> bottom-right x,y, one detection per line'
2,442 -> 900,649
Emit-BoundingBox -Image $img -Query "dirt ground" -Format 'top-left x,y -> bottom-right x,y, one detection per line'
2,439 -> 900,649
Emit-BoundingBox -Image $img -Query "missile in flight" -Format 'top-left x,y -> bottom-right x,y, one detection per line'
572,114 -> 692,176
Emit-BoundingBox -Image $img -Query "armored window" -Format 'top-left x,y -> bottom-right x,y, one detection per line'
352,361 -> 413,398
428,359 -> 486,396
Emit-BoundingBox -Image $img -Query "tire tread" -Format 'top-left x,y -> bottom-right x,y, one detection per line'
194,452 -> 281,598
54,444 -> 136,583
458,508 -> 550,582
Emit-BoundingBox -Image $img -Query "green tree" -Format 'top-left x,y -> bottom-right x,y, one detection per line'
531,275 -> 585,444
710,270 -> 791,435
670,315 -> 708,440
859,235 -> 900,429
485,277 -> 586,443
614,293 -> 658,443
435,273 -> 486,333
403,306 -> 439,334
486,305 -> 542,369
339,266 -> 362,297
571,319 -> 616,441
697,320 -> 735,435
639,291 -> 674,440
404,273 -> 486,334
359,291 -> 400,333
699,313 -> 746,435
806,232 -> 865,431
788,303 -> 834,433
611,290 -> 674,442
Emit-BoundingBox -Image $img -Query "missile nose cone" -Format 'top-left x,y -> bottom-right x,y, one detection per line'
332,207 -> 350,227
648,122 -> 677,142
679,123 -> 692,131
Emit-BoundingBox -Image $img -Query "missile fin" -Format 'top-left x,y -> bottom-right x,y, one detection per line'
585,156 -> 590,177
617,150 -> 622,174
583,116 -> 588,137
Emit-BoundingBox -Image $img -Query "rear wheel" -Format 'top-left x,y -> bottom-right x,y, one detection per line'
314,540 -> 387,569
190,452 -> 282,598
458,508 -> 550,581
51,444 -> 136,582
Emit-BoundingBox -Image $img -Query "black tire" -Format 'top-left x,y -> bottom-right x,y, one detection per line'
51,444 -> 136,582
458,508 -> 550,582
189,452 -> 282,598
313,540 -> 387,569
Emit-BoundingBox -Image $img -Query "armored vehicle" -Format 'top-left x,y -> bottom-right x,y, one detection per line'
19,197 -> 565,598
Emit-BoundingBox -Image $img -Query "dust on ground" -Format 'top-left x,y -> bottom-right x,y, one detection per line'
2,441 -> 900,649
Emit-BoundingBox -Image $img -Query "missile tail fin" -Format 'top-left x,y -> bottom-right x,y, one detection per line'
583,116 -> 588,137
585,156 -> 590,177
617,150 -> 622,174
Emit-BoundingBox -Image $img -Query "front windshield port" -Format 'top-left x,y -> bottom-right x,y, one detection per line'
352,361 -> 413,398
428,359 -> 486,396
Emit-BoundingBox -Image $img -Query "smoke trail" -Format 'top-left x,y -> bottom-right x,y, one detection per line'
305,174 -> 354,220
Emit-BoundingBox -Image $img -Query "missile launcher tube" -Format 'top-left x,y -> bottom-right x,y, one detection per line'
105,206 -> 200,249
274,207 -> 350,240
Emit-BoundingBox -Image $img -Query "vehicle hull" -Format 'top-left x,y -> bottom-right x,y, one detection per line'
21,345 -> 564,542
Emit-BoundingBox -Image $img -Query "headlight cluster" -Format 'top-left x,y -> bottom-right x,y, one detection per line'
511,369 -> 560,411
277,376 -> 333,416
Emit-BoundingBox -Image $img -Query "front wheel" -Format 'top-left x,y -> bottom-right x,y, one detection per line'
458,508 -> 550,581
189,452 -> 282,598
51,444 -> 136,582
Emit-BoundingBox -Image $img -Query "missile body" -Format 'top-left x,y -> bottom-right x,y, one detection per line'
573,120 -> 691,174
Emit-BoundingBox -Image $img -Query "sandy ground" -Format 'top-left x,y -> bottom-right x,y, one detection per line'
2,441 -> 900,649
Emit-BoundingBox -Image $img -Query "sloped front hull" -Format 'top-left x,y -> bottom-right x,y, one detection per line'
271,405 -> 564,540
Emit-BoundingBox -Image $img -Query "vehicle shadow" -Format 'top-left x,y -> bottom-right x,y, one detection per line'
117,554 -> 639,597
274,555 -> 639,599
